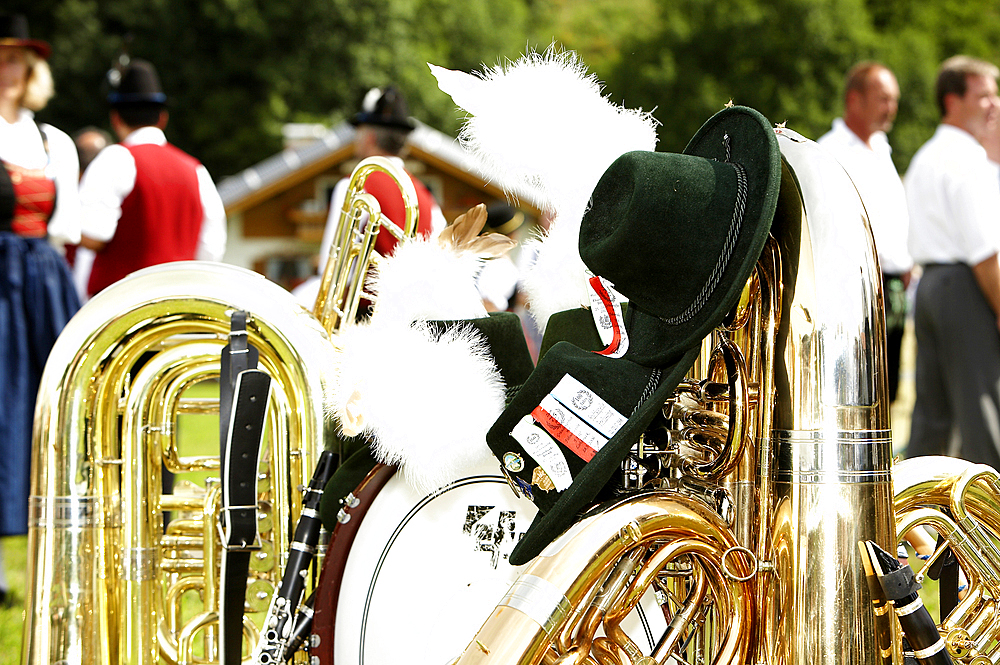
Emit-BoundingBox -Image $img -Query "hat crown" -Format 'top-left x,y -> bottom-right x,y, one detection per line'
581,150 -> 741,320
0,13 -> 51,59
0,14 -> 30,40
352,85 -> 414,130
109,59 -> 167,105
579,105 -> 780,366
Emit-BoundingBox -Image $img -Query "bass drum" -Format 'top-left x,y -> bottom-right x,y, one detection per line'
313,459 -> 667,665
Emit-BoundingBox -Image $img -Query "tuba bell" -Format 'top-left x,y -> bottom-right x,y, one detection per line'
21,263 -> 342,665
452,126 -> 902,665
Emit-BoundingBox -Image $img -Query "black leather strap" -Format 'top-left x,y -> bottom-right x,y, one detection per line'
219,311 -> 267,665
220,369 -> 271,665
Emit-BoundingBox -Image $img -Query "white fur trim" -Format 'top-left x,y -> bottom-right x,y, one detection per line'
369,235 -> 489,327
331,320 -> 506,493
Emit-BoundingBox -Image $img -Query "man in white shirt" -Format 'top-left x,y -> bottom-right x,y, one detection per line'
905,55 -> 1000,467
818,62 -> 912,403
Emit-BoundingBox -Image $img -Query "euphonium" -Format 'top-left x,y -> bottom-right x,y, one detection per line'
893,456 -> 1000,664
21,262 -> 342,665
455,127 -> 899,665
313,155 -> 420,334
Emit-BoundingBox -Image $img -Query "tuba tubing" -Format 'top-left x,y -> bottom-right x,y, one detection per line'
455,491 -> 754,665
22,261 -> 342,665
312,155 -> 419,334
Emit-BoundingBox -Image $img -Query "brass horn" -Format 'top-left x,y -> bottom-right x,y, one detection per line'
454,127 -> 900,665
21,262 -> 341,665
313,155 -> 420,333
893,455 -> 1000,664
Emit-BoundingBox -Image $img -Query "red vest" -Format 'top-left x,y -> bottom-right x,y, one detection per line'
87,143 -> 204,296
366,170 -> 436,256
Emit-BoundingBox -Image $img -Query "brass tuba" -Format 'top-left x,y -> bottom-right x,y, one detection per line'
21,154 -> 422,665
453,127 -> 901,665
21,263 -> 342,665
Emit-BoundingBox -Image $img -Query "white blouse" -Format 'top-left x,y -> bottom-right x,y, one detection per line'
0,108 -> 81,244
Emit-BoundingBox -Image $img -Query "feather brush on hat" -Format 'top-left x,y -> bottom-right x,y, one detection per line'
329,204 -> 516,492
332,319 -> 506,494
429,48 -> 658,331
369,203 -> 514,326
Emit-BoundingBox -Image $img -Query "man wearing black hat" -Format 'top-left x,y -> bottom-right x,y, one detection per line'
78,59 -> 226,298
294,86 -> 444,306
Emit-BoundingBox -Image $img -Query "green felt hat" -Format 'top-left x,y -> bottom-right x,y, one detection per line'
487,106 -> 780,565
319,311 -> 535,530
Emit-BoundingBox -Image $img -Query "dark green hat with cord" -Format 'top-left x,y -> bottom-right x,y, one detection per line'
319,310 -> 535,531
487,105 -> 781,565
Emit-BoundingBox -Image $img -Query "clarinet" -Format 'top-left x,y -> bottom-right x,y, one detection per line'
281,589 -> 317,659
253,450 -> 336,664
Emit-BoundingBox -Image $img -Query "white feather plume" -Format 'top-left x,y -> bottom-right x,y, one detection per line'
430,48 -> 658,329
331,320 -> 506,494
369,234 -> 488,327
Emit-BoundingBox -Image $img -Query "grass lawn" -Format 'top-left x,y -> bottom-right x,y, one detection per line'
0,535 -> 27,665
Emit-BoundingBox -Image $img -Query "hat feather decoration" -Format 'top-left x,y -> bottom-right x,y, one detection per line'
370,203 -> 514,327
429,48 -> 658,331
332,319 -> 506,494
329,204 -> 516,492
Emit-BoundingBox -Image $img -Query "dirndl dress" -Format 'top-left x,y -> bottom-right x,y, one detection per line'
0,161 -> 81,536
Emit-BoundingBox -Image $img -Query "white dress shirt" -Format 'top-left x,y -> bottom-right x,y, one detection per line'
79,126 -> 226,260
818,118 -> 912,274
905,124 -> 1000,266
0,108 -> 80,244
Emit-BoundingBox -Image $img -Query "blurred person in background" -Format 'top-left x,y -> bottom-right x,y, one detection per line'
818,61 -> 912,403
0,13 -> 81,606
294,86 -> 444,307
78,59 -> 226,298
905,55 -> 1000,467
67,126 -> 112,298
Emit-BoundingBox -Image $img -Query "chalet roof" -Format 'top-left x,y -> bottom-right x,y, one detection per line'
217,121 -> 545,215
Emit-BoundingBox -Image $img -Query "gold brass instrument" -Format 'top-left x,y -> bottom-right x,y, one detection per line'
455,127 -> 902,665
21,154 -> 421,665
22,262 -> 341,665
313,155 -> 419,333
893,456 -> 1000,664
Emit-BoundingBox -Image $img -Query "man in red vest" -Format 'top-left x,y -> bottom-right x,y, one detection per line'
78,59 -> 226,297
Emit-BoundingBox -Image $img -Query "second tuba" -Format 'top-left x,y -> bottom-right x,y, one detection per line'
452,126 -> 900,665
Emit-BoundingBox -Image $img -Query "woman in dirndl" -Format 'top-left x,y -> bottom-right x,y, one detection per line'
0,14 -> 81,605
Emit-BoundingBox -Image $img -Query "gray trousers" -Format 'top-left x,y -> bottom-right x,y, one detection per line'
908,263 -> 1000,468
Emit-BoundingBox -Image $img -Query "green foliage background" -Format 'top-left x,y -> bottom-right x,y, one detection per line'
11,0 -> 1000,191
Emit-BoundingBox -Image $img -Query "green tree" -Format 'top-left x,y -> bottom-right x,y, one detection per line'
14,0 -> 540,178
598,0 -> 878,153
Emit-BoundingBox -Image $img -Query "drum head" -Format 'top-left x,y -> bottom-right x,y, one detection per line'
332,459 -> 666,664
334,460 -> 534,664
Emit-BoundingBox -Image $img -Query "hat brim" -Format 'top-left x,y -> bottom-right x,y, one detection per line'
108,92 -> 168,106
351,111 -> 416,131
0,38 -> 51,60
487,342 -> 700,565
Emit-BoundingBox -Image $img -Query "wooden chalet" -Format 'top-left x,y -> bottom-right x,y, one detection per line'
216,122 -> 543,291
